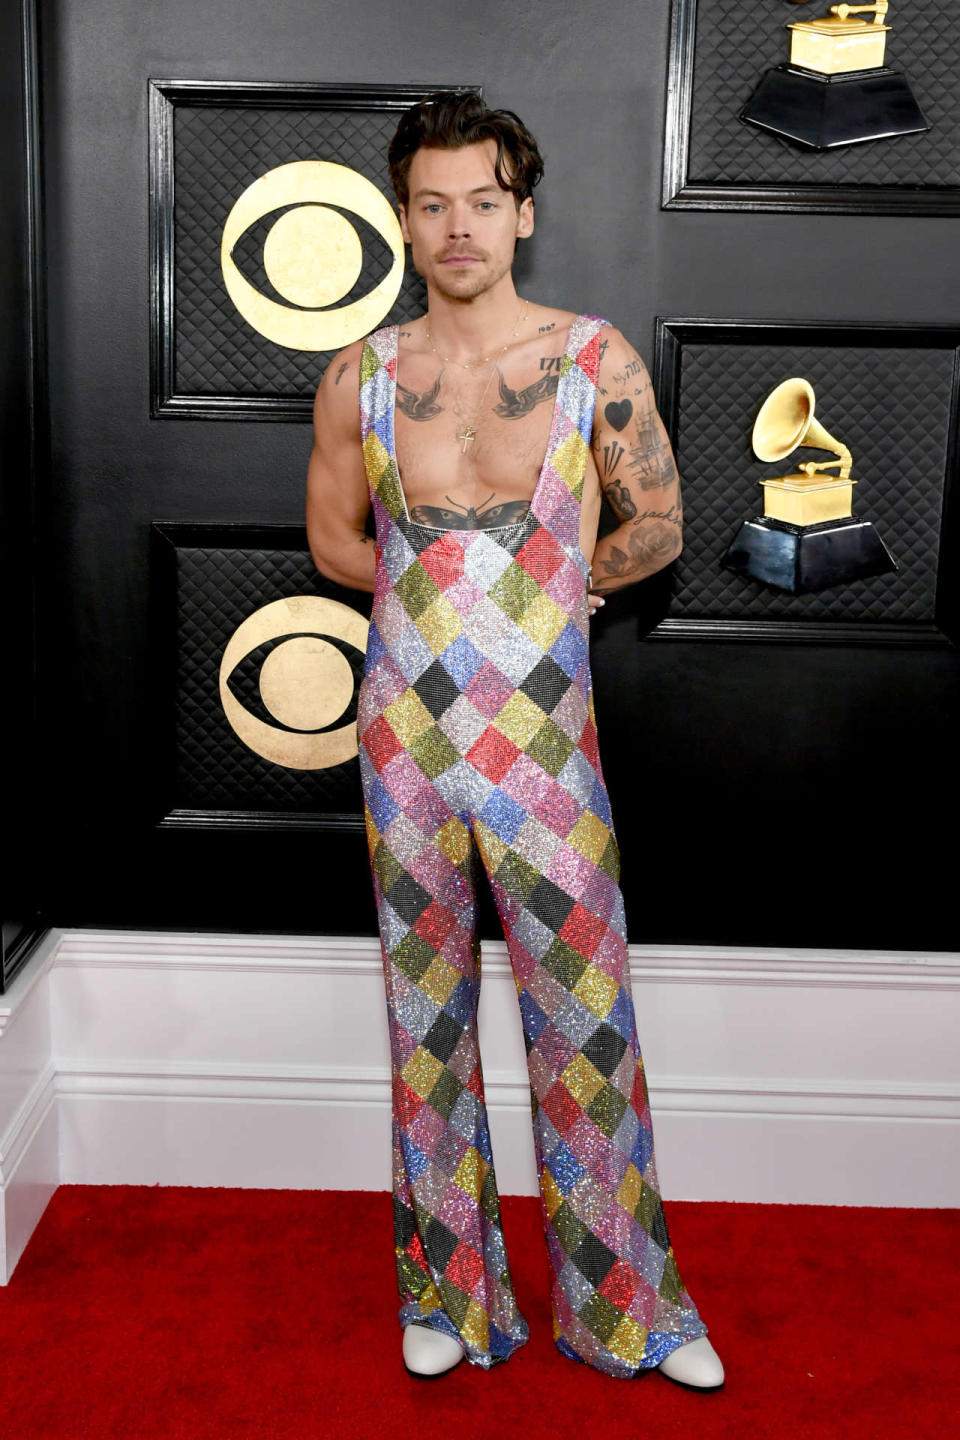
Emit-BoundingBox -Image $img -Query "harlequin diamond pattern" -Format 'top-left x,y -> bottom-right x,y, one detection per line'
355,317 -> 708,1375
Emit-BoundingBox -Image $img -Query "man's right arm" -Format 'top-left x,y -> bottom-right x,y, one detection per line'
305,340 -> 376,593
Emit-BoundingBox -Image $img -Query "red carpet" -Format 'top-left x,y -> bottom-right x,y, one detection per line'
2,1186 -> 958,1439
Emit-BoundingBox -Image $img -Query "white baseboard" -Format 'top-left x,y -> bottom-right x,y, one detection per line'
2,928 -> 958,1283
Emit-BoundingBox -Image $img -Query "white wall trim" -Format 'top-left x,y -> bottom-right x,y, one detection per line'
1,927 -> 958,1282
51,927 -> 960,989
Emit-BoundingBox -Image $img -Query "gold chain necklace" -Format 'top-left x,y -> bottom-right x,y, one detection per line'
425,301 -> 529,453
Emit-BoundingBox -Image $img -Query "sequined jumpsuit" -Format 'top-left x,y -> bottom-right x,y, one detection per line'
355,313 -> 708,1376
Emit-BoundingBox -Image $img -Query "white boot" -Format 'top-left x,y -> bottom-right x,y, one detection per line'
656,1336 -> 725,1389
402,1324 -> 465,1377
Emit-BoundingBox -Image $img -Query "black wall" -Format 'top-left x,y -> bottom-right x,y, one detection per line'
1,1 -> 43,987
27,0 -> 960,950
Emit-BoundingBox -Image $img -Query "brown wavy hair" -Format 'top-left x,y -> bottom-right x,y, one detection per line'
388,92 -> 545,210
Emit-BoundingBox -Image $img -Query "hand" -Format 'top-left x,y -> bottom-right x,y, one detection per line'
587,591 -> 605,617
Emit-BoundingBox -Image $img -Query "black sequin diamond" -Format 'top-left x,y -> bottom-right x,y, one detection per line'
423,1011 -> 464,1064
393,1196 -> 416,1249
525,877 -> 577,930
571,1231 -> 618,1287
413,659 -> 461,720
386,871 -> 433,925
424,1216 -> 459,1271
581,1023 -> 629,1078
520,655 -> 572,713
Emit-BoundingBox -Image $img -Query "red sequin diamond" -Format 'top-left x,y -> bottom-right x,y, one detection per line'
445,1240 -> 484,1291
542,1080 -> 582,1134
362,715 -> 403,770
413,900 -> 458,948
559,903 -> 606,959
599,1259 -> 638,1309
467,726 -> 521,782
417,536 -> 465,589
516,526 -> 566,585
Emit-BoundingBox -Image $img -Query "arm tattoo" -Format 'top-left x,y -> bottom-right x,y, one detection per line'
396,373 -> 443,421
604,399 -> 632,432
333,361 -> 349,385
492,367 -> 560,417
593,503 -> 683,588
600,441 -> 625,479
603,476 -> 637,520
626,429 -> 677,489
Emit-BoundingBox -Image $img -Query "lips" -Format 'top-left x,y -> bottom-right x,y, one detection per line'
439,253 -> 483,265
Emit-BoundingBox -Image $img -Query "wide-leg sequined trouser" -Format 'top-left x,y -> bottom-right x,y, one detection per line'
360,752 -> 708,1377
356,311 -> 708,1376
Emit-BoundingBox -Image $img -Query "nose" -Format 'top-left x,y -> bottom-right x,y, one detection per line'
446,203 -> 472,239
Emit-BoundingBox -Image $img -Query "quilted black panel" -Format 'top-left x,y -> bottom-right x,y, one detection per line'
670,341 -> 952,620
172,103 -> 425,400
685,0 -> 959,186
171,540 -> 370,816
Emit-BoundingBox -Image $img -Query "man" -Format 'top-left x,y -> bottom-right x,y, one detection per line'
306,93 -> 723,1388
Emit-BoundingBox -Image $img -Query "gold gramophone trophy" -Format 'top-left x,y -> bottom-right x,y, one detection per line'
740,2 -> 930,150
722,377 -> 898,592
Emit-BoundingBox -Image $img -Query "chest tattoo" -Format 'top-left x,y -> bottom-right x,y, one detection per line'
493,369 -> 561,418
409,492 -> 532,530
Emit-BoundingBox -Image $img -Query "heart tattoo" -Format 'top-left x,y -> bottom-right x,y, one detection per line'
604,400 -> 633,431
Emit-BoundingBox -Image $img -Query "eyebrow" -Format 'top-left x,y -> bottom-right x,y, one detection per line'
411,184 -> 502,200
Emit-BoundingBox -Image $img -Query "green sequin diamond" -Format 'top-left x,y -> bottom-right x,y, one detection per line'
525,719 -> 576,777
408,725 -> 460,780
542,936 -> 590,992
394,562 -> 441,619
489,561 -> 542,622
587,1082 -> 628,1137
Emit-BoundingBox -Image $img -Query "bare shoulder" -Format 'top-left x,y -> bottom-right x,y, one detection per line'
522,302 -> 578,343
313,337 -> 366,431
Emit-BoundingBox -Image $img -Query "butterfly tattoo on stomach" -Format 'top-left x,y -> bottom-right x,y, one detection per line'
409,491 -> 532,530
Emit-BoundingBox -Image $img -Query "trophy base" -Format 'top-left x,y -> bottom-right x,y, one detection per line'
739,64 -> 931,151
722,515 -> 899,594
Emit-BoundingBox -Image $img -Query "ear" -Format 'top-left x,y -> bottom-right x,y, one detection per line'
516,196 -> 535,240
398,204 -> 412,244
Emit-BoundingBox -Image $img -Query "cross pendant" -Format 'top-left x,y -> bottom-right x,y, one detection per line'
457,426 -> 476,454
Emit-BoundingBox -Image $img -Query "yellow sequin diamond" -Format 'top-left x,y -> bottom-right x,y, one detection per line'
540,1167 -> 564,1219
416,593 -> 463,655
616,1162 -> 644,1214
568,810 -> 611,864
383,689 -> 434,746
420,955 -> 461,1005
454,1146 -> 487,1199
473,819 -> 508,872
402,1046 -> 445,1098
607,1314 -> 649,1368
362,430 -> 390,481
574,964 -> 620,1019
517,591 -> 569,650
551,430 -> 589,493
561,1052 -> 606,1105
493,690 -> 549,747
460,1300 -> 490,1349
435,815 -> 471,865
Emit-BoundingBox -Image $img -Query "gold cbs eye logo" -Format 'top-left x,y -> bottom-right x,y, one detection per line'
219,596 -> 369,770
220,160 -> 405,351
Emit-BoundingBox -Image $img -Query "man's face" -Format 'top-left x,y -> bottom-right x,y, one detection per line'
398,139 -> 534,302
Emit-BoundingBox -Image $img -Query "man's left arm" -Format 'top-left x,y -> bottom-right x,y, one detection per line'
588,326 -> 682,595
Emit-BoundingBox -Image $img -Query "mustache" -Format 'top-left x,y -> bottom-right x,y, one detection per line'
436,248 -> 486,261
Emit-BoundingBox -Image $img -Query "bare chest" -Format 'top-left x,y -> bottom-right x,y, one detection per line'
393,353 -> 563,520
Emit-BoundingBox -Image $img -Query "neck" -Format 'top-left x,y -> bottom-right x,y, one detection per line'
423,276 -> 524,361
